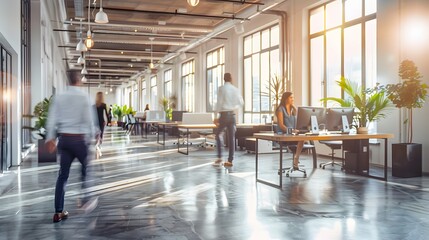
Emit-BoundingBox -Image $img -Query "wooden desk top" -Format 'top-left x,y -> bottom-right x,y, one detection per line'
177,124 -> 217,129
254,132 -> 394,141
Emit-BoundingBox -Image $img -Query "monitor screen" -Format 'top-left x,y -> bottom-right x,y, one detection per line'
296,107 -> 326,132
172,111 -> 187,122
326,107 -> 355,132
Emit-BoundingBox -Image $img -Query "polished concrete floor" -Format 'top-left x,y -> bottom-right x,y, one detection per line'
0,127 -> 428,240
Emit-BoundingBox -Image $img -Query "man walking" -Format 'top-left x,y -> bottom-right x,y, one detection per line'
213,73 -> 243,167
46,70 -> 97,222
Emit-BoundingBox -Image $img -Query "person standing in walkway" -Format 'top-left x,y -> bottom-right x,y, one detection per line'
46,70 -> 97,223
213,73 -> 243,167
95,92 -> 109,144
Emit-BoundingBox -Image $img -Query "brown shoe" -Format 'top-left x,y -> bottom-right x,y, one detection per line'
224,161 -> 233,167
53,211 -> 69,223
212,159 -> 222,166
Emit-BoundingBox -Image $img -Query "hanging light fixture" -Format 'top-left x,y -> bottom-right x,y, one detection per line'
85,0 -> 94,49
77,52 -> 86,64
149,37 -> 155,69
81,65 -> 88,75
187,0 -> 199,7
81,75 -> 87,83
95,0 -> 109,23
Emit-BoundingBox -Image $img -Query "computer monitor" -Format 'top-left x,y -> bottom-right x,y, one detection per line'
326,107 -> 355,132
296,107 -> 326,133
171,111 -> 187,122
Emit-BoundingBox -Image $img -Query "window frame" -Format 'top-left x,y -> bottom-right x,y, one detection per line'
206,46 -> 225,112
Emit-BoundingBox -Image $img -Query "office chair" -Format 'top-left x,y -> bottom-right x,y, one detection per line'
278,141 -> 316,178
319,140 -> 343,170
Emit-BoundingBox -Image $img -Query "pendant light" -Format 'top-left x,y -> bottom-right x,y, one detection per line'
95,0 -> 109,23
85,0 -> 94,49
81,65 -> 88,75
81,75 -> 87,83
77,52 -> 86,64
76,19 -> 87,52
187,0 -> 199,7
149,37 -> 155,69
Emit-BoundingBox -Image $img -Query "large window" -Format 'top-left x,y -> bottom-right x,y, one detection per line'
164,69 -> 172,98
309,0 -> 377,106
141,79 -> 146,111
1,45 -> 12,172
132,83 -> 138,110
182,60 -> 195,112
243,25 -> 280,123
206,47 -> 224,112
21,0 -> 31,149
150,76 -> 157,110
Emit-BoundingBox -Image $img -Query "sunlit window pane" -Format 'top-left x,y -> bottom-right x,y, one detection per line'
326,28 -> 342,106
150,76 -> 157,110
310,36 -> 324,106
365,0 -> 376,15
270,25 -> 279,47
344,24 -> 362,85
366,19 -> 377,89
252,32 -> 260,52
182,60 -> 195,112
207,52 -> 213,68
326,0 -> 342,29
310,6 -> 324,34
244,36 -> 252,55
261,52 -> 270,111
345,0 -> 362,22
252,54 -> 260,112
206,47 -> 224,112
244,57 -> 252,112
261,29 -> 270,50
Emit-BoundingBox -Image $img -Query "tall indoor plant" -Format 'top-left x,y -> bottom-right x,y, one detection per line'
33,96 -> 57,162
321,77 -> 391,133
386,60 -> 428,177
262,74 -> 285,123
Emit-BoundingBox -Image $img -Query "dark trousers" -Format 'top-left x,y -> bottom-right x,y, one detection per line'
54,135 -> 88,212
215,112 -> 236,162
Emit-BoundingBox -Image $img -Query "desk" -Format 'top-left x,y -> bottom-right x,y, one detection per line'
254,133 -> 394,189
176,124 -> 217,155
157,122 -> 180,145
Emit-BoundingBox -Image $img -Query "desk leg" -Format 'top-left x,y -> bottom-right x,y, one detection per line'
178,128 -> 190,155
157,124 -> 160,144
255,138 -> 282,189
384,138 -> 388,181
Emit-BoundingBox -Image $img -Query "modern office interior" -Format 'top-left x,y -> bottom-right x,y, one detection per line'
1,0 -> 429,239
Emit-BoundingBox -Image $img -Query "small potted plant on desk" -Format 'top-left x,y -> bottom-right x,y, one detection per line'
321,77 -> 391,134
33,96 -> 57,162
386,60 -> 428,178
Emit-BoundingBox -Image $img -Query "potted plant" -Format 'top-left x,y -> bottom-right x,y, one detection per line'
33,96 -> 57,162
159,95 -> 176,121
321,77 -> 391,133
262,74 -> 285,123
386,60 -> 428,177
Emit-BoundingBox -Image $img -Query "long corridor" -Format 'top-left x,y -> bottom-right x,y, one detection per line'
0,127 -> 428,240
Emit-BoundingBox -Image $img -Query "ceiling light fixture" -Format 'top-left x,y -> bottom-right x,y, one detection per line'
81,76 -> 87,83
76,19 -> 87,52
187,0 -> 199,7
77,53 -> 85,64
85,0 -> 94,49
149,37 -> 155,69
81,65 -> 88,75
95,0 -> 109,23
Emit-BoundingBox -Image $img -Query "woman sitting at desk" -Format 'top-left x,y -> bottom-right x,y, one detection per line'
276,92 -> 304,170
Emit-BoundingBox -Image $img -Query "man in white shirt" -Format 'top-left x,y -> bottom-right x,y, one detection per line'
213,73 -> 244,167
46,70 -> 97,222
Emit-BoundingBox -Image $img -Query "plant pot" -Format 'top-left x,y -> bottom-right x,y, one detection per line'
392,143 -> 422,178
38,139 -> 57,162
357,127 -> 368,134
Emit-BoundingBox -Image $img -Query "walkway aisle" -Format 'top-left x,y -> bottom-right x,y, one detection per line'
0,127 -> 428,240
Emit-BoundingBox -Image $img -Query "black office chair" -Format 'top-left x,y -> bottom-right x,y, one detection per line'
319,140 -> 343,169
278,141 -> 317,178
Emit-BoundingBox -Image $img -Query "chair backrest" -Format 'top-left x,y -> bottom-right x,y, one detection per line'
145,110 -> 165,121
134,111 -> 144,118
182,113 -> 213,124
172,111 -> 187,122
